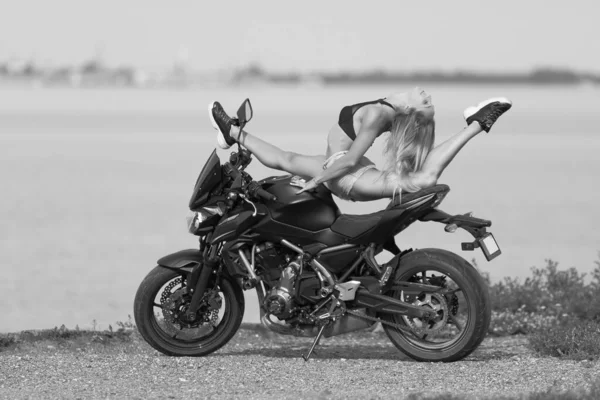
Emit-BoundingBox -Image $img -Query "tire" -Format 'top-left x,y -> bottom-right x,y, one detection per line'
133,266 -> 244,357
381,248 -> 491,362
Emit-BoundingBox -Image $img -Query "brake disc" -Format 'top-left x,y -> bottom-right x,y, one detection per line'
160,278 -> 183,328
160,278 -> 222,329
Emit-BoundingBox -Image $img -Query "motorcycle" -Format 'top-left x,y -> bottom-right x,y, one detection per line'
133,99 -> 501,362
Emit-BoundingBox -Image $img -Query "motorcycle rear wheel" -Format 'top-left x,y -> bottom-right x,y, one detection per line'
381,248 -> 491,362
134,266 -> 244,357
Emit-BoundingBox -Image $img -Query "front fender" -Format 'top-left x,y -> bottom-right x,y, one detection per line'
157,249 -> 204,273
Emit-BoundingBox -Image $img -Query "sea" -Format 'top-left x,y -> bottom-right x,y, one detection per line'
1,83 -> 599,332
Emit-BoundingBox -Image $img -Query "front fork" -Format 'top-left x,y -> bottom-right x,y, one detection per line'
185,244 -> 221,317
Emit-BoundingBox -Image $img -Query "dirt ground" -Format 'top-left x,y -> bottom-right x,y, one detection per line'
1,328 -> 598,399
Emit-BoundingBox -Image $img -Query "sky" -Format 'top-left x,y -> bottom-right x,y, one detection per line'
1,0 -> 599,73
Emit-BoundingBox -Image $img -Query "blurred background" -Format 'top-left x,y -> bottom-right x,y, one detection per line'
2,0 -> 599,332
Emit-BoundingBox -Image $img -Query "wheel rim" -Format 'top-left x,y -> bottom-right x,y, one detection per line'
390,267 -> 472,350
150,274 -> 231,347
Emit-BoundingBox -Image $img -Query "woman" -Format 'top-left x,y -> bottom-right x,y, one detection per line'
208,88 -> 512,201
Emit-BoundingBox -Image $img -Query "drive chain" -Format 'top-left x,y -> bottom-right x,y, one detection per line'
345,309 -> 417,335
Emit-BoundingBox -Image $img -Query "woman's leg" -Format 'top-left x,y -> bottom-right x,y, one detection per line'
347,169 -> 399,201
348,122 -> 484,201
411,121 -> 484,187
231,126 -> 326,178
349,97 -> 513,200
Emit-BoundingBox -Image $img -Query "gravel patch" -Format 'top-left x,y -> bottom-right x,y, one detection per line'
1,330 -> 598,399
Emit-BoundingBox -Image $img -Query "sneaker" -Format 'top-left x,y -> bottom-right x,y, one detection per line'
208,101 -> 238,149
463,97 -> 512,132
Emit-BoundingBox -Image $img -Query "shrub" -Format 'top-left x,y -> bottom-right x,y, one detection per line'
482,255 -> 600,337
0,334 -> 17,349
528,319 -> 600,360
486,258 -> 600,320
488,306 -> 562,336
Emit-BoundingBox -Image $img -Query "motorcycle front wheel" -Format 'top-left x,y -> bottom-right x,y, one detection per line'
134,266 -> 244,357
381,248 -> 491,362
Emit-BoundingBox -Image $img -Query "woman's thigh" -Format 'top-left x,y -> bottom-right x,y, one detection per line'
284,153 -> 327,179
347,168 -> 397,201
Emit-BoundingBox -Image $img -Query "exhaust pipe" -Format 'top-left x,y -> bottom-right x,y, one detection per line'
260,313 -> 318,337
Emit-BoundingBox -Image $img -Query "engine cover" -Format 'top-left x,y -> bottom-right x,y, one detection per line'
262,257 -> 301,319
265,289 -> 294,317
296,272 -> 321,304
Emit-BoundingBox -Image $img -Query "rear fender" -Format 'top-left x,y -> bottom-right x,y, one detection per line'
385,248 -> 481,278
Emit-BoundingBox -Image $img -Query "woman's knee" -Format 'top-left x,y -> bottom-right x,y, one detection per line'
411,171 -> 438,190
278,151 -> 298,171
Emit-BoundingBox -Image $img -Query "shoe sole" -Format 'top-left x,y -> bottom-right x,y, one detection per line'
463,97 -> 512,120
208,101 -> 232,150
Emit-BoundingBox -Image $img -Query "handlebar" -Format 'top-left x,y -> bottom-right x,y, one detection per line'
223,158 -> 276,202
247,181 -> 277,202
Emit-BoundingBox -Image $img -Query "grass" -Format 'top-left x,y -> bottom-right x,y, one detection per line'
0,316 -> 138,353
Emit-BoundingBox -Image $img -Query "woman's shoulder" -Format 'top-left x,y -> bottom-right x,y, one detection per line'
356,102 -> 393,127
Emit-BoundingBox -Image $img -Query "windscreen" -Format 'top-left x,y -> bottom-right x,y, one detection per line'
188,149 -> 222,210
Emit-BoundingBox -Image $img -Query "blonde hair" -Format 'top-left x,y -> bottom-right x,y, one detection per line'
382,107 -> 435,194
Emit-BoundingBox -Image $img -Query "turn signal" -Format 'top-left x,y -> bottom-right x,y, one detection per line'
444,223 -> 458,233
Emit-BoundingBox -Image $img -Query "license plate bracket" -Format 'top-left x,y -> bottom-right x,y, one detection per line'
478,232 -> 501,261
461,232 -> 501,261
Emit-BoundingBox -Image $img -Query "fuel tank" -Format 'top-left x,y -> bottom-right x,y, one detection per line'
259,175 -> 341,231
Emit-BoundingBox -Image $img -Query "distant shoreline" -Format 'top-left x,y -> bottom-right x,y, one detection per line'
2,63 -> 599,89
0,78 -> 597,91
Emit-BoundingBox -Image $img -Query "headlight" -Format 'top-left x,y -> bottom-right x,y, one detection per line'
186,205 -> 224,235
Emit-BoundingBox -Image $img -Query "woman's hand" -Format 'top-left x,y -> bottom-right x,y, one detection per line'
296,178 -> 319,195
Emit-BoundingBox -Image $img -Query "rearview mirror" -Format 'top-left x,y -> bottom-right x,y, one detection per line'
236,99 -> 253,124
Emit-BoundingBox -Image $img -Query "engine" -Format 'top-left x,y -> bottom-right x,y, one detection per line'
255,243 -> 324,320
263,256 -> 301,319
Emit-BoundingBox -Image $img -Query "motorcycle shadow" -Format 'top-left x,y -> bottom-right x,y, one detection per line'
219,343 -> 411,361
217,336 -> 531,362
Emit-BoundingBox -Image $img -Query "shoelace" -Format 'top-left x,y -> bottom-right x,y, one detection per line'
214,105 -> 233,124
485,104 -> 508,123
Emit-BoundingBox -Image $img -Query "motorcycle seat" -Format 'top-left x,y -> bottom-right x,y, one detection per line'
330,211 -> 385,238
386,184 -> 450,209
330,185 -> 450,238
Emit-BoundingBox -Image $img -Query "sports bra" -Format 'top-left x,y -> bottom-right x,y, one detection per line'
338,98 -> 395,140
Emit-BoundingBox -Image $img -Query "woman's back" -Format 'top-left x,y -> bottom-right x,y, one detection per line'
326,100 -> 394,157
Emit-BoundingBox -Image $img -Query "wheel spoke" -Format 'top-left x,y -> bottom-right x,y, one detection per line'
153,302 -> 163,309
449,315 -> 463,331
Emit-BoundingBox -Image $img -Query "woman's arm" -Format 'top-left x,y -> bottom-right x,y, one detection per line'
298,108 -> 387,192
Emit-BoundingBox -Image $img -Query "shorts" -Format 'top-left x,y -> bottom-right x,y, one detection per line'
322,151 -> 377,201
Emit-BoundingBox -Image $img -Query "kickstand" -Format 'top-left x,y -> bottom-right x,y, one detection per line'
302,324 -> 326,362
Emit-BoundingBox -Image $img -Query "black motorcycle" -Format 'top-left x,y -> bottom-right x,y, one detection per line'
134,99 -> 502,362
